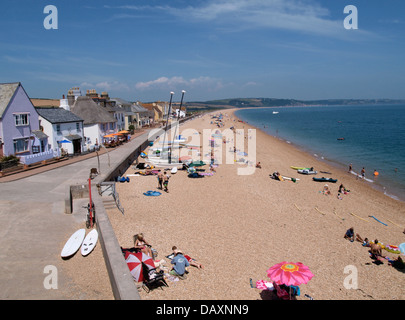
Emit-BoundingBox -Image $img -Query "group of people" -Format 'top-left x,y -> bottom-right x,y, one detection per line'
133,234 -> 203,281
157,171 -> 170,192
344,227 -> 404,269
168,246 -> 204,279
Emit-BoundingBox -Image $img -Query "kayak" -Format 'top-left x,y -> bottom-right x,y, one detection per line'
291,166 -> 310,170
313,177 -> 338,183
297,169 -> 318,175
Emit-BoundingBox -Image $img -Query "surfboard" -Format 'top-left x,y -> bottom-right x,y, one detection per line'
81,229 -> 98,256
171,167 -> 178,174
61,229 -> 86,258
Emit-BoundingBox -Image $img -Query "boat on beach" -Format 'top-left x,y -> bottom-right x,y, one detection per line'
313,177 -> 338,183
298,169 -> 317,175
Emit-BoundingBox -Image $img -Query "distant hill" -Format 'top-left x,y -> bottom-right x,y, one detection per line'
186,98 -> 405,111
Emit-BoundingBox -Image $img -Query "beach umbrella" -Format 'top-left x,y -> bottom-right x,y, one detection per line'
124,251 -> 155,282
103,134 -> 115,138
267,262 -> 314,287
188,160 -> 206,167
118,130 -> 129,134
59,139 -> 71,143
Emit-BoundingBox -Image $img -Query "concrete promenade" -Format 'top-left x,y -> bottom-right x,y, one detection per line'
0,128 -> 158,299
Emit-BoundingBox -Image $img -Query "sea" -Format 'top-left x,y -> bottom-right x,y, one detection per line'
235,104 -> 405,203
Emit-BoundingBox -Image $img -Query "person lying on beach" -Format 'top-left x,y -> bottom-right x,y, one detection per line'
361,237 -> 370,247
133,233 -> 153,257
387,256 -> 405,270
172,246 -> 204,269
354,233 -> 369,245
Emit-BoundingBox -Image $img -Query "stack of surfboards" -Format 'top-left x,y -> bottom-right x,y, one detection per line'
61,229 -> 98,258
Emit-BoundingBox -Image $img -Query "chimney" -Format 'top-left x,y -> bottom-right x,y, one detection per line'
60,94 -> 70,111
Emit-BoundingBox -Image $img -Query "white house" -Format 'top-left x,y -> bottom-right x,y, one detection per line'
35,106 -> 84,155
70,96 -> 117,150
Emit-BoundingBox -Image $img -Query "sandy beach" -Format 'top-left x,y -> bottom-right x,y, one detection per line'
64,108 -> 405,300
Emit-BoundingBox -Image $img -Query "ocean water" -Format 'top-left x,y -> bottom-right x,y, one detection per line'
235,105 -> 405,202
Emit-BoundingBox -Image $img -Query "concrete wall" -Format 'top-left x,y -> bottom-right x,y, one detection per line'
65,115 -> 195,299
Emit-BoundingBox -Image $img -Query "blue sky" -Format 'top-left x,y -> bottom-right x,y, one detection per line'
0,0 -> 404,102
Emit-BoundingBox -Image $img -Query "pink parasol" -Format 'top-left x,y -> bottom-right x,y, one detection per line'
124,251 -> 155,282
267,262 -> 314,287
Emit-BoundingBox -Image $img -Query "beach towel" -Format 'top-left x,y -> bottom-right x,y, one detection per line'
143,190 -> 161,196
256,280 -> 274,291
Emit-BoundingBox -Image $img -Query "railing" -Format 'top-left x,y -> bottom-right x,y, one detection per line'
19,149 -> 56,165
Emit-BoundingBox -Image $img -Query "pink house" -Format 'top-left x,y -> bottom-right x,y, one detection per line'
0,82 -> 49,160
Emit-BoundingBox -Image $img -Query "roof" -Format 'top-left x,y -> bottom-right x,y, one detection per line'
31,130 -> 49,139
31,98 -> 60,108
110,98 -> 132,107
35,107 -> 83,124
71,96 -> 116,125
0,82 -> 20,117
131,104 -> 149,113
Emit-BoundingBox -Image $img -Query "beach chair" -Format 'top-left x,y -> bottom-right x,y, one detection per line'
142,262 -> 168,293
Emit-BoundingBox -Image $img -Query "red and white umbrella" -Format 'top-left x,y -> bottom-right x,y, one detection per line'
124,251 -> 155,282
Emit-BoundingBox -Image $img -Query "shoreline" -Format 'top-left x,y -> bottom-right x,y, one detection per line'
103,108 -> 405,300
233,107 -> 405,204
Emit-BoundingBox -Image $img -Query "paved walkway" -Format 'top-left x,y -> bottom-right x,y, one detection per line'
0,130 -> 152,299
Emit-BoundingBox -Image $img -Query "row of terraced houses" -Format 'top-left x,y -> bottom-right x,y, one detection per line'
0,82 -> 186,165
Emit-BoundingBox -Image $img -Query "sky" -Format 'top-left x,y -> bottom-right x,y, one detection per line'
0,0 -> 404,102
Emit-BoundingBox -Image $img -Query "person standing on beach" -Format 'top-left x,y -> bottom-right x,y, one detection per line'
361,167 -> 365,179
163,171 -> 170,193
348,163 -> 352,173
157,171 -> 163,189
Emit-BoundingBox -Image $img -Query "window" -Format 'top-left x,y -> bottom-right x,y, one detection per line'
13,138 -> 29,153
76,122 -> 80,131
56,124 -> 61,134
14,113 -> 29,126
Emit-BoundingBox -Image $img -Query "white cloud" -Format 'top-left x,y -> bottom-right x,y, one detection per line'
135,76 -> 224,91
106,0 -> 366,38
80,81 -> 130,92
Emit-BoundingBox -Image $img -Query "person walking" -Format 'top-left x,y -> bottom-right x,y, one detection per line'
163,171 -> 170,193
157,171 -> 163,189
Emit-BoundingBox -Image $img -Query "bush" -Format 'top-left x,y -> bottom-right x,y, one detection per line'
0,155 -> 19,163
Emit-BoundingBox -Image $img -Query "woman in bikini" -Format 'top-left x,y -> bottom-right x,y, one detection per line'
133,233 -> 153,257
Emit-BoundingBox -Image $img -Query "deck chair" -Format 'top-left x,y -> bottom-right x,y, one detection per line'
142,262 -> 168,293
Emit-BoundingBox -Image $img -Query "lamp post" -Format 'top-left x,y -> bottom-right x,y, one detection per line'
164,92 -> 174,163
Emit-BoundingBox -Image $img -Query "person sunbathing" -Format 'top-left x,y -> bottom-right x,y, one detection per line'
370,239 -> 384,262
133,233 -> 153,257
